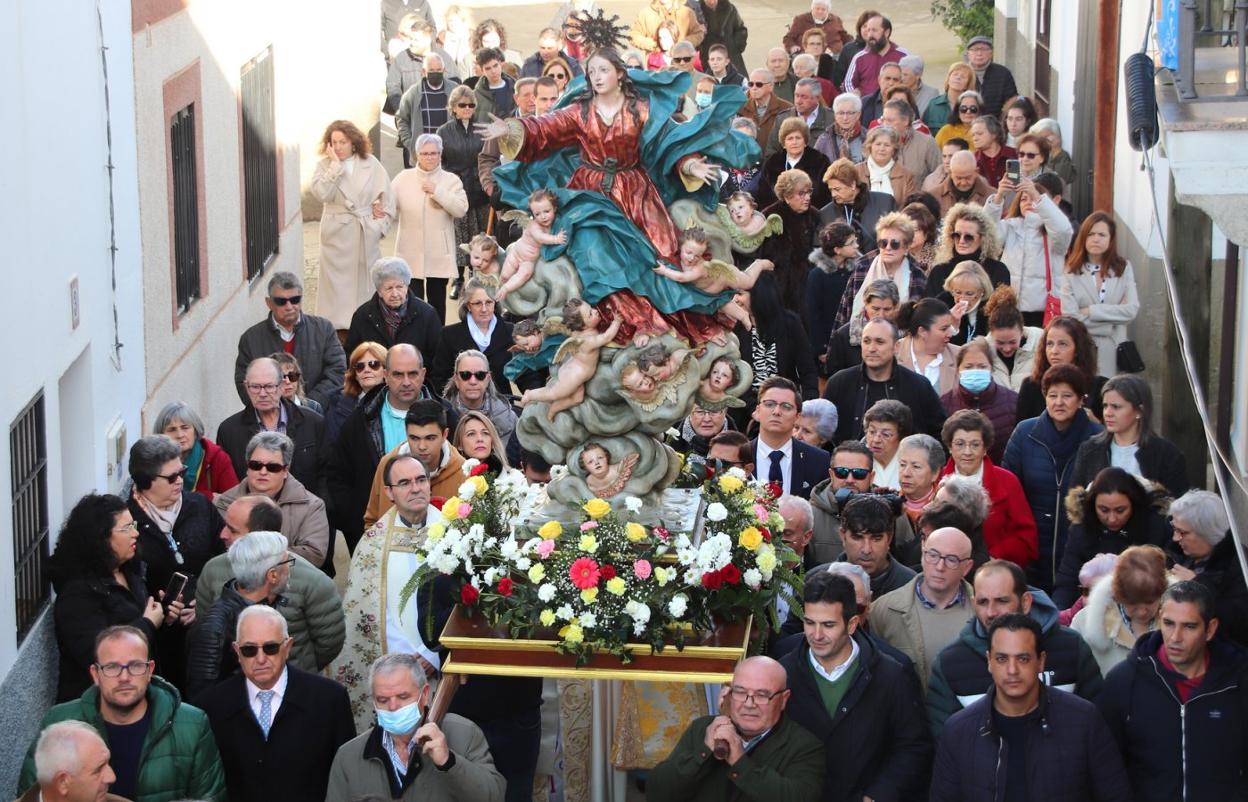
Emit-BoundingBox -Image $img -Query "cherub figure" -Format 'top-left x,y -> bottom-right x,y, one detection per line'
580,442 -> 639,498
460,233 -> 502,280
520,298 -> 620,420
636,342 -> 694,383
496,189 -> 567,301
618,344 -> 698,411
509,319 -> 545,354
697,356 -> 744,408
652,227 -> 773,328
714,191 -> 784,251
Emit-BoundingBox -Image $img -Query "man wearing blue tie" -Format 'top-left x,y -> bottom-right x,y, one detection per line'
752,377 -> 831,499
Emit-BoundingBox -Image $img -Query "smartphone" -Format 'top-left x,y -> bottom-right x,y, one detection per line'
164,572 -> 189,606
1005,159 -> 1021,184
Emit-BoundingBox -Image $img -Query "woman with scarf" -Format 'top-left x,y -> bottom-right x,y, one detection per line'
940,338 -> 1018,462
430,277 -> 514,393
819,157 -> 894,253
153,402 -> 238,502
814,92 -> 866,163
902,201 -> 937,273
806,221 -> 859,366
896,433 -> 945,530
833,211 -> 927,329
853,125 -> 916,201
344,256 -> 442,363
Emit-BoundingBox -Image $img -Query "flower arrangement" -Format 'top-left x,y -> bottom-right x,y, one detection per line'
399,460 -> 800,665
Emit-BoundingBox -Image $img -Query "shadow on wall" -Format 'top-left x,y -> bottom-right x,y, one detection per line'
0,614 -> 58,799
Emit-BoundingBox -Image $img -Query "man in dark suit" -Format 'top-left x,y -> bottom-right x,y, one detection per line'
751,376 -> 830,499
196,605 -> 355,802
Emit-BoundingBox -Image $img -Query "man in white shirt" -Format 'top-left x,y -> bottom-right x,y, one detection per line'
752,377 -> 830,499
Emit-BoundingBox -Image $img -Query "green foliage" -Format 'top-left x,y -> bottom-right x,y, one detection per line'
930,0 -> 995,45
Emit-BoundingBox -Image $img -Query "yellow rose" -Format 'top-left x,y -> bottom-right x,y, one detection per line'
580,587 -> 599,604
606,577 -> 627,595
427,523 -> 446,541
756,550 -> 778,573
718,474 -> 744,494
738,527 -> 763,552
537,521 -> 563,540
469,475 -> 489,495
442,497 -> 462,521
578,534 -> 599,553
583,498 -> 611,519
626,522 -> 648,542
653,566 -> 670,586
539,609 -> 557,627
561,623 -> 585,643
528,564 -> 546,583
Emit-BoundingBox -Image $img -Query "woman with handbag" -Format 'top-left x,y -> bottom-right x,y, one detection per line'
1059,212 -> 1141,377
985,173 -> 1073,328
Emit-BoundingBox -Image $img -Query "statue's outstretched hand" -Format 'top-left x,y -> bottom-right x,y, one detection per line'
685,157 -> 721,183
475,113 -> 509,142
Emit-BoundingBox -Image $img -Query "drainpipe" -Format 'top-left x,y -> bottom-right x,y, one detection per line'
1094,0 -> 1121,210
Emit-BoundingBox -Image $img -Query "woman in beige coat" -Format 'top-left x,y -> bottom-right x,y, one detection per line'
1059,211 -> 1140,377
310,120 -> 394,330
392,132 -> 469,323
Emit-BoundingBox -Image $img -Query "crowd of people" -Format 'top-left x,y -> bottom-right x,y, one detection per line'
19,3 -> 1248,802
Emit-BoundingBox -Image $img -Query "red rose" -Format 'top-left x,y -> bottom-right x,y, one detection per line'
600,564 -> 617,581
497,577 -> 514,597
701,570 -> 723,590
431,496 -> 448,510
470,463 -> 490,477
461,584 -> 480,605
721,563 -> 742,585
760,527 -> 772,542
767,482 -> 782,499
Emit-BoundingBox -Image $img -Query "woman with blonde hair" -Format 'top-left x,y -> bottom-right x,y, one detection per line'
942,260 -> 995,346
1072,544 -> 1169,674
833,211 -> 927,329
854,126 -> 915,200
454,409 -> 511,471
926,203 -> 1009,295
923,62 -> 977,132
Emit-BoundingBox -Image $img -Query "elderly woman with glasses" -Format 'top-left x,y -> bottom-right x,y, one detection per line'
437,86 -> 490,301
126,435 -> 224,694
1169,489 -> 1248,644
429,277 -> 514,393
344,257 -> 441,363
393,132 -> 469,323
815,93 -> 867,164
211,432 -> 331,570
442,349 -> 519,443
49,494 -> 182,701
154,401 -> 239,503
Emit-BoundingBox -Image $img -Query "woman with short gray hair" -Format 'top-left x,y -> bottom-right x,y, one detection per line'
797,399 -> 839,450
896,433 -> 945,527
1169,489 -> 1248,643
154,401 -> 239,502
343,256 -> 441,363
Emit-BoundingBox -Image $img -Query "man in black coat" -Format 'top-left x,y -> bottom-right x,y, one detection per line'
217,358 -> 325,494
196,605 -> 355,802
823,319 -> 946,443
343,262 -> 442,361
779,570 -> 931,801
964,36 -> 1018,117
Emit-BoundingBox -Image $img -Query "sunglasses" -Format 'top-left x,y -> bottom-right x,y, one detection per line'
549,72 -> 567,79
458,370 -> 490,381
671,57 -> 692,64
270,295 -> 302,306
354,359 -> 382,371
748,81 -> 771,88
247,460 -> 287,473
456,102 -> 477,108
281,371 -> 301,382
958,105 -> 979,114
833,467 -> 872,480
1018,151 -> 1041,158
155,468 -> 188,483
237,641 -> 284,658
951,232 -> 979,242
878,238 -> 904,250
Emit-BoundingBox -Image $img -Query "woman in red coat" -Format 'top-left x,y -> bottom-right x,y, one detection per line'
154,402 -> 239,502
938,408 -> 1037,566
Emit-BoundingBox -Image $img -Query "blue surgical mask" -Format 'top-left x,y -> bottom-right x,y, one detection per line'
376,700 -> 423,735
695,92 -> 713,108
959,368 -> 992,394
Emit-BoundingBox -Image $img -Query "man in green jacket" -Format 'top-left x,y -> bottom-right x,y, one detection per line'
19,625 -> 225,802
646,656 -> 825,802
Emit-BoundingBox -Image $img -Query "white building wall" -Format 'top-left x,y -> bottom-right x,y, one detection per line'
0,0 -> 145,789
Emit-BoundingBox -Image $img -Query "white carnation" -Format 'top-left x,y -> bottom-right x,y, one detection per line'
726,467 -> 747,480
668,594 -> 689,619
457,480 -> 478,500
743,568 -> 762,589
705,502 -> 728,522
624,496 -> 643,513
484,567 -> 498,585
580,612 -> 598,628
435,555 -> 459,574
461,458 -> 481,476
556,603 -> 575,621
625,600 -> 651,624
538,583 -> 557,602
500,538 -> 519,559
515,557 -> 532,570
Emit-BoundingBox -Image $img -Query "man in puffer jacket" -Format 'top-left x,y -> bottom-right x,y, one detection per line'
1098,580 -> 1248,802
927,559 -> 1102,738
19,625 -> 224,802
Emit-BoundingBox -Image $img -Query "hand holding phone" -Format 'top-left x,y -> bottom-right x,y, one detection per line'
1005,158 -> 1021,184
163,572 -> 189,609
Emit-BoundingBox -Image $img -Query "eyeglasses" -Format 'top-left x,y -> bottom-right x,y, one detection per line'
748,81 -> 771,88
155,468 -> 188,483
387,475 -> 431,490
247,460 -> 287,473
354,359 -> 383,371
281,371 -> 301,383
728,685 -> 785,704
270,295 -> 302,306
878,238 -> 904,250
113,521 -> 139,533
269,557 -> 296,573
951,231 -> 979,242
246,382 -> 280,395
792,188 -> 813,197
671,57 -> 692,64
468,299 -> 495,309
1018,151 -> 1041,159
922,548 -> 972,569
456,102 -> 477,108
760,399 -> 796,412
458,370 -> 490,381
832,466 -> 871,480
690,408 -> 721,419
237,641 -> 284,658
958,105 -> 979,114
95,660 -> 152,678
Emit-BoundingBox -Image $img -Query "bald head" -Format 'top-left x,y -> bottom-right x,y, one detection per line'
921,526 -> 975,596
728,655 -> 790,739
767,47 -> 790,79
927,527 -> 972,556
948,150 -> 979,191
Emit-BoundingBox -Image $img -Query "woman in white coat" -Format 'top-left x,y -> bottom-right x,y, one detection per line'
1071,544 -> 1169,676
1059,211 -> 1140,378
310,120 -> 394,330
391,132 -> 469,323
985,172 -> 1073,328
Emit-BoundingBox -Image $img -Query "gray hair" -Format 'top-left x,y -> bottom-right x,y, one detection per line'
937,474 -> 990,526
235,603 -> 289,641
414,132 -> 443,153
800,399 -> 839,443
34,721 -> 104,785
824,561 -> 873,599
898,433 -> 945,473
1169,490 -> 1230,547
898,54 -> 925,74
832,92 -> 862,113
267,271 -> 302,294
370,652 -> 429,693
792,55 -> 818,74
245,431 -> 294,465
153,401 -> 205,439
444,348 -> 507,407
731,116 -> 758,137
371,256 -> 412,288
863,278 -> 900,306
778,494 -> 813,531
864,124 -> 899,149
671,40 -> 696,56
228,531 -> 289,591
957,89 -> 985,107
129,435 -> 182,486
1030,117 -> 1063,142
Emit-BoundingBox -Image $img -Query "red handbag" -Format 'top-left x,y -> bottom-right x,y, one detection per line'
1041,231 -> 1062,325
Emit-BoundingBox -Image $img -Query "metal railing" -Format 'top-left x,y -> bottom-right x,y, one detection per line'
1176,0 -> 1248,100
